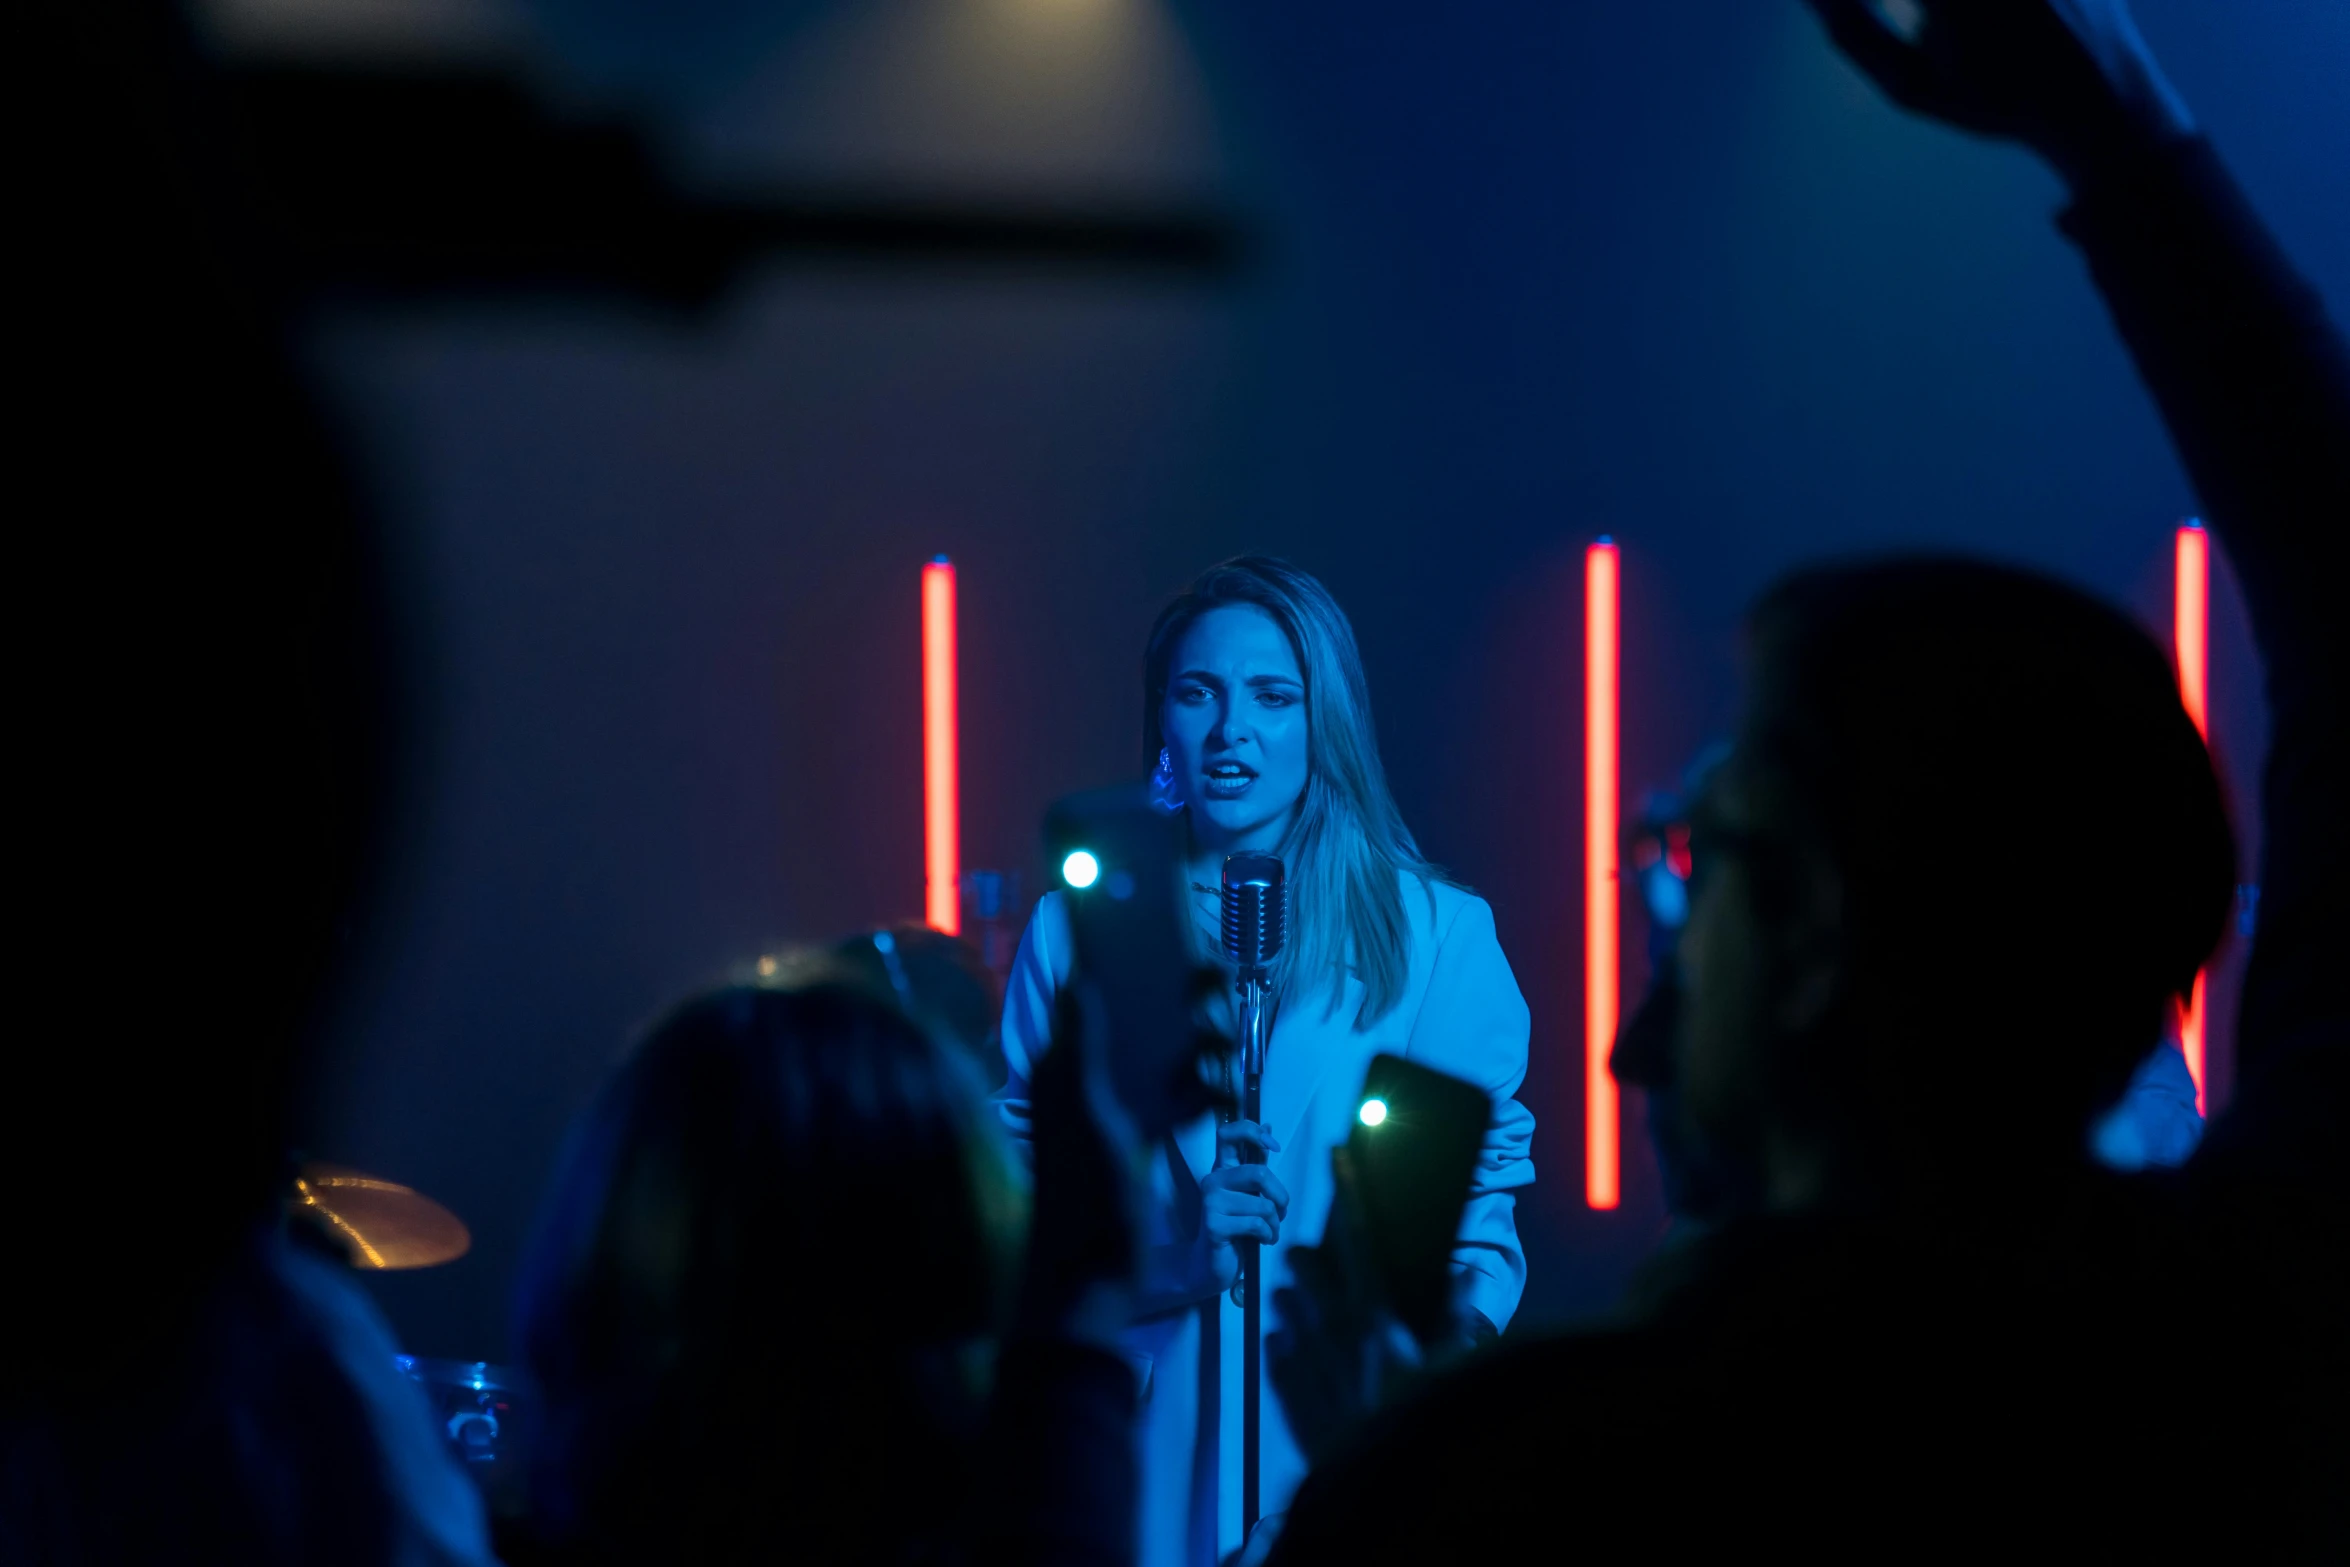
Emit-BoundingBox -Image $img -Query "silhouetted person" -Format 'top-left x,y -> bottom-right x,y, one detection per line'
1269,1 -> 2343,1558
5,4 -> 496,1562
511,971 -> 1011,1563
510,960 -> 1158,1566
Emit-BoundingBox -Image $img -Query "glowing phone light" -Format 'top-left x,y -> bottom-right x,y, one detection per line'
1061,850 -> 1101,890
923,557 -> 960,935
1358,1097 -> 1389,1128
2174,522 -> 2209,1110
1585,538 -> 1621,1210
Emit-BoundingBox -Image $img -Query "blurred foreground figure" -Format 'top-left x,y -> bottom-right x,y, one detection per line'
511,973 -> 1016,1562
1272,1 -> 2344,1558
3,4 -> 495,1563
509,959 -> 1161,1566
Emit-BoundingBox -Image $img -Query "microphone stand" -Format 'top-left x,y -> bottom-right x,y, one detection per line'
1219,849 -> 1284,1551
1235,966 -> 1272,1542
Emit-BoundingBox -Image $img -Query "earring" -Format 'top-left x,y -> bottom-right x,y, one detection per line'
1150,746 -> 1183,813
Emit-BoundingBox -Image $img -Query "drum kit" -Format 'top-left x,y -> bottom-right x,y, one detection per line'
288,1161 -> 524,1500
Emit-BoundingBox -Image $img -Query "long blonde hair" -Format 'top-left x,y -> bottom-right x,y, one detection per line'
1144,556 -> 1451,1027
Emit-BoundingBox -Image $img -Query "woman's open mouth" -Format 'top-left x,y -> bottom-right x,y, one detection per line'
1201,761 -> 1257,800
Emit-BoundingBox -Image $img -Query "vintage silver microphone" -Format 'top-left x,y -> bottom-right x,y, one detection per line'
1220,852 -> 1284,1543
1222,852 -> 1286,1085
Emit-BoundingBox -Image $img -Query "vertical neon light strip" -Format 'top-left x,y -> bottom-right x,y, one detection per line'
2174,522 -> 2209,1110
1585,539 -> 1621,1210
923,556 -> 961,936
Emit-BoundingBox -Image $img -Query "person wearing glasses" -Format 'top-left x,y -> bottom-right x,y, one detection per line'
1267,0 -> 2344,1557
1616,747 -> 2207,1223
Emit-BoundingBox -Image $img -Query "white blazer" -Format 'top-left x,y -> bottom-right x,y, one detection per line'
997,876 -> 1536,1567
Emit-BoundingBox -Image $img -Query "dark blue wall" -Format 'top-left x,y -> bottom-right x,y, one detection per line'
313,1 -> 2349,1357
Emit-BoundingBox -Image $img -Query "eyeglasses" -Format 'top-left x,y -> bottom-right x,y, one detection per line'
1627,810 -> 1775,933
1628,817 -> 1694,932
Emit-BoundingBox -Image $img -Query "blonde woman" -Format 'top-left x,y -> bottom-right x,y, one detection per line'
998,556 -> 1535,1567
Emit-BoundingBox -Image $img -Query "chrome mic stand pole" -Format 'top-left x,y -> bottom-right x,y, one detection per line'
1221,851 -> 1284,1551
1237,969 -> 1269,1541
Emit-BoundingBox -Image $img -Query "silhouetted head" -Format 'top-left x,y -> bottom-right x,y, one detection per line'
515,970 -> 1021,1563
1677,558 -> 2232,1205
1143,555 -> 1448,1024
827,923 -> 1003,1082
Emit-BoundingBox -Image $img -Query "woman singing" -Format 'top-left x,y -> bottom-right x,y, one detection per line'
998,556 -> 1535,1567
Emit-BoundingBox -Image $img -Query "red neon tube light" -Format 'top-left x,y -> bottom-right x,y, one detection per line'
1585,539 -> 1621,1210
2174,522 -> 2208,1110
923,556 -> 961,936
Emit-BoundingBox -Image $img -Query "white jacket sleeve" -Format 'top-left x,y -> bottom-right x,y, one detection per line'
995,892 -> 1075,1158
1403,893 -> 1536,1334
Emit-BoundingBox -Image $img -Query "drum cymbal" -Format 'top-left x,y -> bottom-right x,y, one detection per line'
290,1162 -> 471,1269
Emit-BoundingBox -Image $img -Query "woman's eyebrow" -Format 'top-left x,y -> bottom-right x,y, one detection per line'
1244,673 -> 1303,689
1171,667 -> 1226,687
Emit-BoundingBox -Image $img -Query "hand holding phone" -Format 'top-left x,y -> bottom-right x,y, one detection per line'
1015,785 -> 1231,1343
1266,1054 -> 1490,1462
1342,1054 -> 1490,1344
1041,783 -> 1230,1139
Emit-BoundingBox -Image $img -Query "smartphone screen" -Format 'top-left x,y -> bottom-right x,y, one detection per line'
1041,783 -> 1203,1139
1344,1053 -> 1490,1345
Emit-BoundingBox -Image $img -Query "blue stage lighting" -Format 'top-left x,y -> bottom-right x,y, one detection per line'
1062,850 -> 1101,889
1358,1097 -> 1389,1127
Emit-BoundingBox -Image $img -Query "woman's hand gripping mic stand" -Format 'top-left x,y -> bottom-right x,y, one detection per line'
1221,853 -> 1285,1544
